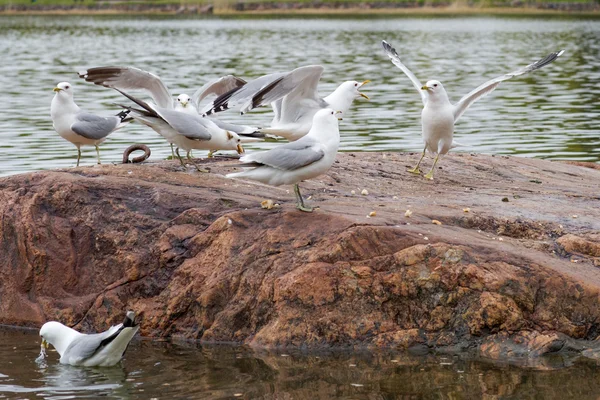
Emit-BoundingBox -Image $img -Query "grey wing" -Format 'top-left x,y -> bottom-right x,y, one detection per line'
452,49 -> 564,123
156,108 -> 213,141
238,65 -> 324,115
382,40 -> 427,105
192,75 -> 247,109
71,113 -> 119,140
201,72 -> 288,115
242,138 -> 324,171
63,325 -> 122,363
272,99 -> 283,124
210,118 -> 259,135
79,66 -> 173,109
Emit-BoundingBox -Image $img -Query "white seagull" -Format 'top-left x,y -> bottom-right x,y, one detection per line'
382,40 -> 565,180
115,88 -> 244,171
202,65 -> 369,141
78,67 -> 261,159
50,82 -> 131,166
227,108 -> 341,212
39,311 -> 139,367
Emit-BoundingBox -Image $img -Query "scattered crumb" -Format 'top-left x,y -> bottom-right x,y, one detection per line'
234,394 -> 243,397
391,359 -> 399,363
498,237 -> 504,241
261,200 -> 275,209
463,208 -> 470,213
424,237 -> 429,240
572,215 -> 578,218
351,384 -> 364,387
351,190 -> 356,195
361,189 -> 369,196
227,218 -> 232,225
393,196 -> 399,200
571,259 -> 579,263
281,354 -> 290,357
307,196 -> 312,200
349,364 -> 357,367
432,220 -> 442,225
369,211 -> 377,217
405,210 -> 413,217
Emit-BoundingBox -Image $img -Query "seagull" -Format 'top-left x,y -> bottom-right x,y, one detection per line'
115,88 -> 244,171
227,108 -> 341,212
50,82 -> 131,166
201,65 -> 369,141
78,67 -> 260,159
382,40 -> 565,180
39,311 -> 139,367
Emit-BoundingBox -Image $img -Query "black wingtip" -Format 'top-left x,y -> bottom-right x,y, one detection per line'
115,109 -> 131,122
123,311 -> 137,328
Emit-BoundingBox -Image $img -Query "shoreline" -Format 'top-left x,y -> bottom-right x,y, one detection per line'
1,5 -> 599,17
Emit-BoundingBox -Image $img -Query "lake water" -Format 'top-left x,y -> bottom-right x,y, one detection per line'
0,15 -> 599,176
2,327 -> 600,399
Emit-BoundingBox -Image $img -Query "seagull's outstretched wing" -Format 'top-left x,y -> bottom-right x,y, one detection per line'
452,50 -> 565,123
201,72 -> 287,115
382,40 -> 427,105
79,66 -> 173,109
192,75 -> 247,110
240,65 -> 324,116
238,137 -> 325,171
71,113 -> 120,140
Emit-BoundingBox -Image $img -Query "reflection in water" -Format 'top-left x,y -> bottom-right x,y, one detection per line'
0,16 -> 599,176
1,328 -> 600,399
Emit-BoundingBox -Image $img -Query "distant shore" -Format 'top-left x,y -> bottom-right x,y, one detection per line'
1,3 -> 599,16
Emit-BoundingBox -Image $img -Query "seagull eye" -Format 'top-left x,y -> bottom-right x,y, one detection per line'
354,83 -> 358,87
331,111 -> 334,115
433,84 -> 438,87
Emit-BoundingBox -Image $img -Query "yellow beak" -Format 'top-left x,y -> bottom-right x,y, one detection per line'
359,80 -> 370,100
421,85 -> 429,91
53,87 -> 62,92
41,338 -> 49,349
236,143 -> 244,154
181,102 -> 188,107
336,110 -> 343,121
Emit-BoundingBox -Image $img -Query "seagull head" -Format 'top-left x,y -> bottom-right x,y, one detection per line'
226,130 -> 244,154
176,94 -> 191,109
421,80 -> 445,95
53,82 -> 74,99
342,80 -> 370,101
312,108 -> 341,131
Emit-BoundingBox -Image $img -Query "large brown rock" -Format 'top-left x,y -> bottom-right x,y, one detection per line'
1,152 -> 599,355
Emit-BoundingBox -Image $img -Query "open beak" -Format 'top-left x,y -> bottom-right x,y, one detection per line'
41,338 -> 49,349
421,85 -> 429,91
336,110 -> 343,121
181,101 -> 188,107
359,80 -> 370,100
53,87 -> 62,92
236,143 -> 244,154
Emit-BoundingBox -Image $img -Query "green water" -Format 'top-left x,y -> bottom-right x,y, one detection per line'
0,15 -> 598,176
2,328 -> 600,399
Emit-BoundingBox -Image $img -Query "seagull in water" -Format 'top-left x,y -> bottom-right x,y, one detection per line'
39,311 -> 139,367
50,82 -> 131,166
227,108 -> 341,212
78,67 -> 261,159
382,40 -> 565,180
202,65 -> 369,141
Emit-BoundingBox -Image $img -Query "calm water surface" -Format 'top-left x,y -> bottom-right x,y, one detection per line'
0,15 -> 599,176
2,328 -> 600,399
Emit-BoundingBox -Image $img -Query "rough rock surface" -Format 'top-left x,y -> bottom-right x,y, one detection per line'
1,152 -> 599,357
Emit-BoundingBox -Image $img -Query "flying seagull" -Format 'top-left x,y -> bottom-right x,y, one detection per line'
78,66 -> 260,158
50,82 -> 131,166
227,108 -> 341,212
382,40 -> 565,180
201,65 -> 369,141
39,311 -> 139,367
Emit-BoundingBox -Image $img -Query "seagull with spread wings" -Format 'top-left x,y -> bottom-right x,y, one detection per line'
202,65 -> 369,141
382,40 -> 565,180
50,82 -> 131,166
78,67 -> 261,159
